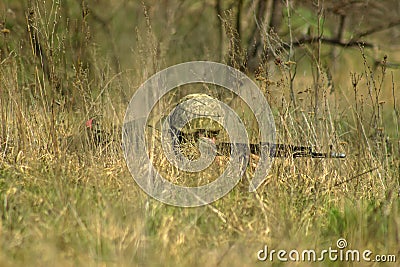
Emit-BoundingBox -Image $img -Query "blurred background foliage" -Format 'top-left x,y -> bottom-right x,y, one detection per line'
2,0 -> 400,84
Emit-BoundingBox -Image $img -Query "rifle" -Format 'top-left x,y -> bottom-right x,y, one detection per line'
200,139 -> 346,159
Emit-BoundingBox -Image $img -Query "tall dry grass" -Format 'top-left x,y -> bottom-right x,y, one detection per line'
0,1 -> 399,266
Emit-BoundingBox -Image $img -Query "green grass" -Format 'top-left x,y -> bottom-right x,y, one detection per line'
0,1 -> 399,266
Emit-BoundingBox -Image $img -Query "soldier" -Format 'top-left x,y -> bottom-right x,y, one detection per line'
167,93 -> 345,160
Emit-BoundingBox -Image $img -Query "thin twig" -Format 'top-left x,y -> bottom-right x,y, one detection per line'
334,167 -> 379,187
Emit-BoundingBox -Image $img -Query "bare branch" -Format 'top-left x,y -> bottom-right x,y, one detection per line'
292,36 -> 375,48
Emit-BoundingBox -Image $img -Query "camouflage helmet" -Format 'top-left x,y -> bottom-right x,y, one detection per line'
169,93 -> 224,135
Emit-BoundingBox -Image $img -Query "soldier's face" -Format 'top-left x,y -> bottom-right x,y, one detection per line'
198,130 -> 217,143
